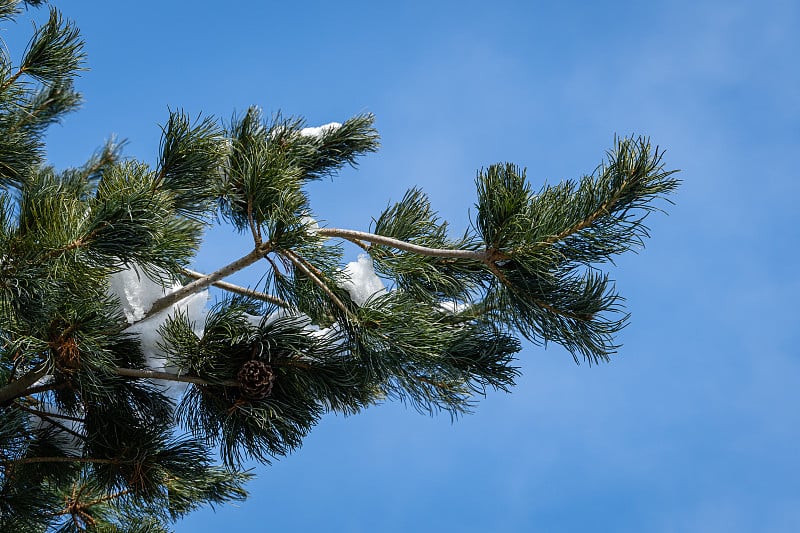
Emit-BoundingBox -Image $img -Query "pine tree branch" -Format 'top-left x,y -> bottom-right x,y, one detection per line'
17,405 -> 84,423
114,367 -> 240,388
413,375 -> 456,392
546,183 -> 628,245
44,224 -> 108,260
20,379 -> 67,397
0,367 -> 239,410
17,404 -> 85,441
0,364 -> 49,405
350,238 -> 371,252
82,140 -> 121,179
5,90 -> 60,135
0,66 -> 27,92
484,261 -> 592,322
264,253 -> 289,279
317,228 -> 487,260
281,249 -> 351,317
80,489 -> 131,509
135,242 -> 272,324
181,268 -> 289,308
0,456 -> 117,466
246,198 -> 261,245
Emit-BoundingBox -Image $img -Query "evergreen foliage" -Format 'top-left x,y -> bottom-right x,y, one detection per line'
0,2 -> 678,531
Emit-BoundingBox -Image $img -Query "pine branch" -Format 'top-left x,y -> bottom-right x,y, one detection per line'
0,364 -> 48,405
18,379 -> 67,397
17,404 -> 85,441
17,405 -> 83,423
281,249 -> 351,316
181,268 -> 289,308
73,136 -> 125,183
0,456 -> 117,466
137,241 -> 272,323
19,7 -> 85,84
485,261 -> 593,322
317,227 -> 487,260
247,198 -> 261,245
547,189 -> 625,245
45,224 -> 106,258
114,367 -> 239,388
65,489 -> 131,511
0,65 -> 26,92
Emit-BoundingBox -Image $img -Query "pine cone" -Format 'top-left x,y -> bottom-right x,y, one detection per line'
237,360 -> 276,400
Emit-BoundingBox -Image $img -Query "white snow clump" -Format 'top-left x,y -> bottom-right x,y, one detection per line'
299,122 -> 341,139
439,300 -> 470,314
300,215 -> 320,234
340,254 -> 386,306
108,265 -> 209,399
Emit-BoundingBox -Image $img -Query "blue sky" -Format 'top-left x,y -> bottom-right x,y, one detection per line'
7,0 -> 799,531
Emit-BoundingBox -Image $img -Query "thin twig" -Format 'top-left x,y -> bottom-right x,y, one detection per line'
547,179 -> 628,244
181,268 -> 289,308
114,367 -> 240,388
20,380 -> 68,397
317,228 -> 486,260
0,456 -> 117,466
246,198 -> 261,245
282,249 -> 351,317
350,238 -> 371,253
0,363 -> 49,405
264,253 -> 287,279
17,405 -> 84,423
413,375 -> 456,392
18,405 -> 86,442
484,260 -> 591,322
134,241 -> 272,324
83,489 -> 131,507
50,488 -> 134,519
45,224 -> 107,260
0,66 -> 26,92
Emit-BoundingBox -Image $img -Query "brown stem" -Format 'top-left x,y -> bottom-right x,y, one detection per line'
247,198 -> 261,245
84,488 -> 131,507
0,364 -> 49,405
20,379 -> 68,397
45,225 -> 108,261
0,66 -> 26,92
1,456 -> 117,466
114,367 -> 240,388
17,405 -> 86,442
350,238 -> 371,253
6,93 -> 57,136
484,260 -> 591,322
546,180 -> 628,244
18,405 -> 84,423
135,242 -> 272,324
317,228 -> 486,260
181,268 -> 289,308
82,143 -> 119,179
273,359 -> 313,370
413,375 -> 455,391
282,249 -> 351,317
264,253 -> 287,278
51,488 -> 132,517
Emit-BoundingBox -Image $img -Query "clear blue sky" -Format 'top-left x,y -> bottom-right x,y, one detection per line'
8,0 -> 799,531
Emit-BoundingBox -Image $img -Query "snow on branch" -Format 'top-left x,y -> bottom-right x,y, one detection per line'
299,122 -> 342,139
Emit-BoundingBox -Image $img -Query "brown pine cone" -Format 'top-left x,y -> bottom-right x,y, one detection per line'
237,360 -> 276,400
